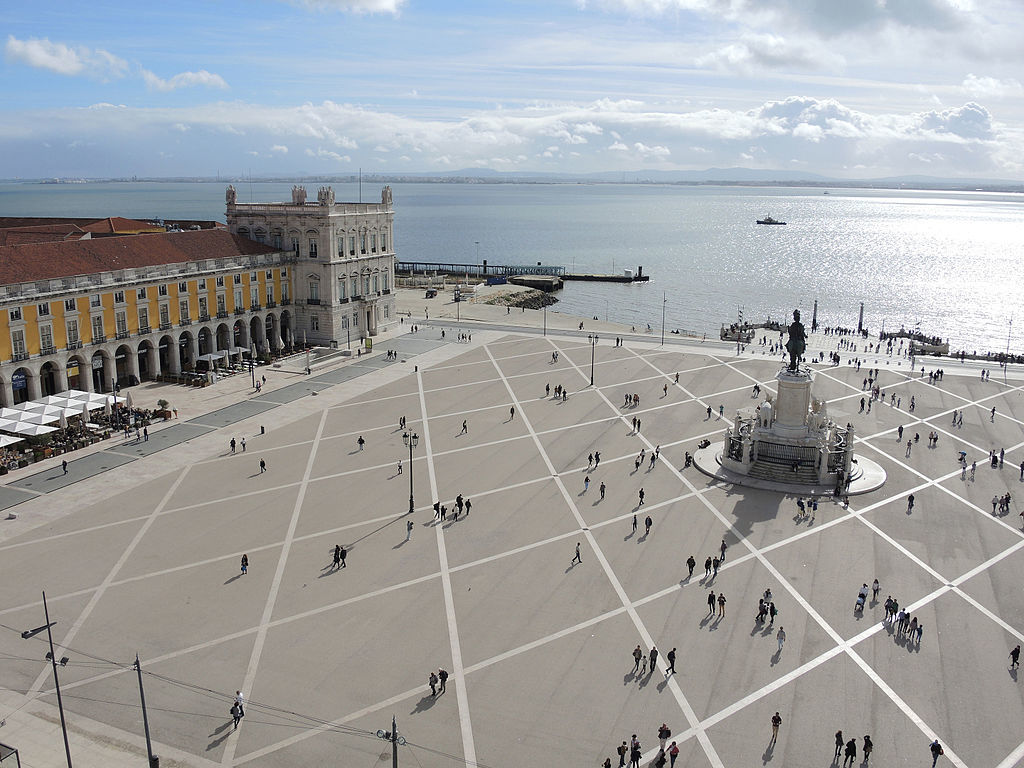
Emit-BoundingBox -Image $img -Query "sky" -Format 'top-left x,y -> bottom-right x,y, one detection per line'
3,0 -> 1024,180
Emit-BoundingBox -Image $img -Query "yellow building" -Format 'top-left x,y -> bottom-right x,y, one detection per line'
0,228 -> 293,405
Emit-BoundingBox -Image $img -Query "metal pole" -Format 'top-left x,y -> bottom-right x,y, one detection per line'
1006,316 -> 1013,385
135,655 -> 156,767
392,715 -> 398,768
590,335 -> 596,386
661,293 -> 666,346
42,592 -> 73,768
407,440 -> 414,514
543,304 -> 546,337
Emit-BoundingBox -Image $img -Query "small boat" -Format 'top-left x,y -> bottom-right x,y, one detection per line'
757,215 -> 786,225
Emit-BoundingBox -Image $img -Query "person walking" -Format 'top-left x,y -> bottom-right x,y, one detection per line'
230,438 -> 236,454
461,419 -> 468,434
770,712 -> 782,744
632,514 -> 638,534
438,668 -> 448,694
872,579 -> 880,601
862,735 -> 873,762
571,542 -> 582,565
594,451 -> 601,467
509,406 -> 515,421
717,593 -> 726,617
259,458 -> 266,473
240,554 -> 248,574
834,730 -> 844,760
712,556 -> 720,576
686,555 -> 696,579
240,437 -> 245,452
657,723 -> 670,750
649,646 -> 658,673
617,742 -> 628,767
339,545 -> 347,568
464,498 -> 471,516
234,690 -> 245,717
776,626 -> 786,652
357,435 -> 365,451
638,488 -> 645,506
666,647 -> 676,675
61,459 -> 68,475
930,740 -> 944,767
333,544 -> 341,569
1010,644 -> 1020,669
843,738 -> 857,767
230,701 -> 243,729
704,556 -> 713,578
584,476 -> 590,493
768,602 -> 778,626
632,645 -> 642,673
405,520 -> 413,542
907,494 -> 915,512
707,591 -> 716,615
600,482 -> 606,500
720,538 -> 728,562
644,515 -> 652,535
668,741 -> 679,767
428,671 -> 438,696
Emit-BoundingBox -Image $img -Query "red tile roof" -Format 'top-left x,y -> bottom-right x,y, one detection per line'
0,229 -> 280,285
0,223 -> 87,247
80,216 -> 165,234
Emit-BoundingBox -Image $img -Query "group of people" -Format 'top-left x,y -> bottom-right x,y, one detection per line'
432,493 -> 472,522
883,595 -> 924,645
606,730 -> 681,768
834,730 -> 873,766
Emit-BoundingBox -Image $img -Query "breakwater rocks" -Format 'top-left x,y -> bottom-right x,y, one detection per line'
482,289 -> 559,310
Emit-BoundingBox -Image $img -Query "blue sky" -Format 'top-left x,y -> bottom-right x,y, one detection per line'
3,0 -> 1023,179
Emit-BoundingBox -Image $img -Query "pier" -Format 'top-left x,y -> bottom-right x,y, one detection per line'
396,261 -> 650,285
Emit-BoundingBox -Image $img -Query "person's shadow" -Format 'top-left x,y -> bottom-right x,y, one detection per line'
410,694 -> 438,714
638,531 -> 649,543
770,648 -> 782,667
623,670 -> 636,685
565,562 -> 580,573
699,613 -> 714,628
1009,667 -> 1018,682
223,574 -> 242,585
206,721 -> 231,751
762,741 -> 775,764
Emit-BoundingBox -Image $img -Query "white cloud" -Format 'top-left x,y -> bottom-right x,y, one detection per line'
633,141 -> 670,156
142,69 -> 228,91
608,141 -> 629,151
270,144 -> 289,153
287,0 -> 405,13
305,147 -> 351,162
5,35 -> 128,79
962,74 -> 1023,98
696,34 -> 843,74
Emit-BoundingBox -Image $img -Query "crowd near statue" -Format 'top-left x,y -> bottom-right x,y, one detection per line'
786,309 -> 806,371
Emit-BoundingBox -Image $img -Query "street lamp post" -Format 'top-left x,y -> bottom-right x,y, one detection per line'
250,344 -> 256,389
588,334 -> 599,386
661,292 -> 667,347
23,592 -> 73,768
402,431 -> 419,514
543,303 -> 547,337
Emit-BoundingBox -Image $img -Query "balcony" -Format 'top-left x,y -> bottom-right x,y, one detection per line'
138,325 -> 151,336
217,310 -> 229,319
11,352 -> 29,363
306,298 -> 321,305
160,321 -> 173,331
250,303 -> 261,311
180,318 -> 192,326
39,345 -> 57,357
234,307 -> 247,316
280,298 -> 292,306
339,297 -> 350,304
198,313 -> 210,322
266,300 -> 277,309
67,340 -> 83,350
115,330 -> 131,340
91,335 -> 107,345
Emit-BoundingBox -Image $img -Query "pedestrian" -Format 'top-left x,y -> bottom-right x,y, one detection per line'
686,555 -> 696,579
230,438 -> 236,454
658,722 -> 669,750
461,419 -> 468,434
339,545 -> 346,568
509,406 -> 515,420
844,738 -> 857,767
717,593 -> 726,616
834,730 -> 844,760
240,437 -> 245,452
768,602 -> 778,626
438,668 -> 448,694
230,701 -> 243,729
398,459 -> 403,475
357,435 -> 365,451
704,556 -> 712,578
907,493 -> 915,512
405,520 -> 413,542
863,735 -> 873,762
464,498 -> 471,515
668,741 -> 679,767
906,440 -> 912,458
143,427 -> 148,441
1010,644 -> 1020,669
61,459 -> 68,475
707,591 -> 716,614
649,646 -> 658,673
872,579 -> 880,601
594,451 -> 601,467
638,488 -> 645,506
571,542 -> 582,565
666,647 -> 676,674
712,556 -> 720,576
617,741 -> 628,767
770,711 -> 782,743
644,515 -> 652,535
930,739 -> 944,767
720,538 -> 728,561
240,554 -> 248,574
584,476 -> 590,492
600,482 -> 606,500
333,544 -> 341,568
776,626 -> 786,652
633,514 -> 638,533
259,458 -> 266,473
632,645 -> 642,672
234,690 -> 245,717
428,671 -> 438,696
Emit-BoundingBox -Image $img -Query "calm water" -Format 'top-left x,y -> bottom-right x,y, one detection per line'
1,181 -> 1021,353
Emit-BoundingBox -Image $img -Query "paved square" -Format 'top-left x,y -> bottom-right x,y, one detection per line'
1,332 -> 1022,768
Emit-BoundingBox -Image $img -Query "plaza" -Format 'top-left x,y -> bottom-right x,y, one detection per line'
0,316 -> 1022,768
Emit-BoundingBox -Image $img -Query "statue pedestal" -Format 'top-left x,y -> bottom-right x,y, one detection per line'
773,367 -> 812,437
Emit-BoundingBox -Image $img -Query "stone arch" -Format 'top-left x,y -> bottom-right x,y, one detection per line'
137,339 -> 157,382
91,348 -> 115,393
10,366 -> 35,404
215,323 -> 231,351
66,353 -> 88,391
264,312 -> 278,353
114,343 -> 136,386
237,226 -> 250,239
158,334 -> 176,373
232,319 -> 248,349
249,316 -> 265,354
197,326 -> 214,356
178,330 -> 196,370
280,310 -> 293,350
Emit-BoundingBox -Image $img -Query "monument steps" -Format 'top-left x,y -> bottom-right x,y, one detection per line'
745,461 -> 820,485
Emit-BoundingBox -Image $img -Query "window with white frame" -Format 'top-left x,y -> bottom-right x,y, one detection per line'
234,289 -> 243,309
114,291 -> 125,304
360,233 -> 366,254
216,294 -> 226,314
291,236 -> 299,254
115,311 -> 127,335
91,315 -> 104,340
308,281 -> 320,302
233,274 -> 242,285
282,282 -> 289,301
198,296 -> 208,317
159,284 -> 168,297
9,307 -> 22,321
37,302 -> 50,316
310,315 -> 319,331
371,233 -> 377,252
199,279 -> 207,289
138,307 -> 149,330
66,319 -> 79,344
382,270 -> 389,291
91,293 -> 101,308
265,270 -> 273,279
383,305 -> 389,319
138,287 -> 147,300
216,276 -> 225,288
179,299 -> 190,321
39,324 -> 53,351
64,298 -> 77,312
11,328 -> 26,355
349,236 -> 355,255
267,284 -> 274,303
159,304 -> 170,326
373,275 -> 379,293
353,312 -> 359,327
308,239 -> 318,257
382,232 -> 388,251
364,277 -> 371,295
179,281 -> 188,292
250,272 -> 257,283
338,278 -> 346,300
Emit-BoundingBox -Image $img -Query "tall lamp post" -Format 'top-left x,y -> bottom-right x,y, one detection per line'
402,431 -> 418,514
22,592 -> 72,768
588,333 -> 599,386
661,292 -> 667,346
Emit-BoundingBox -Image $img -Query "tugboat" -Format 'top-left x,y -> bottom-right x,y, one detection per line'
756,215 -> 786,225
